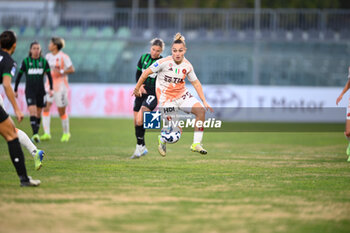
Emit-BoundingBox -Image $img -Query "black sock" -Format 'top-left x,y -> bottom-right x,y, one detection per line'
141,127 -> 145,146
7,138 -> 29,182
30,116 -> 38,134
36,117 -> 41,133
135,125 -> 145,146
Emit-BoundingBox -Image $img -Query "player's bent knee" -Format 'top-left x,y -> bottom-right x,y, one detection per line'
136,107 -> 150,126
345,131 -> 350,138
136,117 -> 143,125
5,133 -> 18,141
136,118 -> 143,126
44,102 -> 52,110
0,119 -> 18,141
58,108 -> 66,116
194,107 -> 206,119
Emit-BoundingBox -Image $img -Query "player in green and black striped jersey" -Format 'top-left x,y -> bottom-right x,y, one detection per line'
136,53 -> 159,95
14,41 -> 53,143
131,38 -> 165,159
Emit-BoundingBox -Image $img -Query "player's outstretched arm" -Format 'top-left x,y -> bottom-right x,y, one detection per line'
133,67 -> 153,97
337,79 -> 350,105
14,71 -> 23,97
46,70 -> 54,96
54,65 -> 75,76
64,65 -> 75,75
14,60 -> 26,97
2,75 -> 23,122
190,79 -> 213,112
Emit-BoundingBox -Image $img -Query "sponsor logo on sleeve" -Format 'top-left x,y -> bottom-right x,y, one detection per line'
11,66 -> 16,76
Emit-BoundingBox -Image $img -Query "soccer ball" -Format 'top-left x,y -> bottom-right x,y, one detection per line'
161,126 -> 182,144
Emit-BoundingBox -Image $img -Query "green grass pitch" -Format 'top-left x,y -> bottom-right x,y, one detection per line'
0,117 -> 350,233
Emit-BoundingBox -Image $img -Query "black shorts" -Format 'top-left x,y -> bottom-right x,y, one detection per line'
0,105 -> 9,123
133,94 -> 158,112
25,90 -> 46,108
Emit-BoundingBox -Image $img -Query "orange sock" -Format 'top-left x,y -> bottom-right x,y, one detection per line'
60,114 -> 68,120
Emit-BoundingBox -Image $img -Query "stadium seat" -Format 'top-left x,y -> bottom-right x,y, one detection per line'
307,30 -> 319,40
142,29 -> 152,39
54,26 -> 68,37
9,26 -> 21,36
70,27 -> 83,37
11,38 -> 30,64
22,26 -> 36,37
228,30 -> 239,39
17,39 -> 30,51
109,41 -> 125,52
90,40 -> 109,51
76,40 -> 92,51
85,26 -> 99,37
70,52 -> 85,68
237,31 -> 246,40
36,27 -> 51,37
101,26 -> 115,37
322,31 -> 335,40
212,30 -> 224,39
186,30 -> 198,40
340,30 -> 350,40
116,27 -> 131,39
292,29 -> 303,41
103,53 -> 118,69
81,53 -> 100,71
159,30 -> 168,39
63,39 -> 76,53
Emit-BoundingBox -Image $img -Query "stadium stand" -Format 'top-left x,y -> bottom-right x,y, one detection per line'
1,8 -> 350,86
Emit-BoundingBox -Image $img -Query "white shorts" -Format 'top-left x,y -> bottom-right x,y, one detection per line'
347,98 -> 350,120
0,95 -> 4,109
46,89 -> 68,107
160,91 -> 201,120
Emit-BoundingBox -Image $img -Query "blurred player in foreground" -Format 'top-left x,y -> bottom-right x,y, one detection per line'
14,41 -> 53,143
336,67 -> 350,162
0,30 -> 41,186
133,32 -> 213,157
40,37 -> 74,142
131,38 -> 164,159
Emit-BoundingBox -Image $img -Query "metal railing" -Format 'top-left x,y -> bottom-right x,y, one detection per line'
1,8 -> 350,36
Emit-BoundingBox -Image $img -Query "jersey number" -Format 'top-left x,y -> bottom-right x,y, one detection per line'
146,95 -> 155,105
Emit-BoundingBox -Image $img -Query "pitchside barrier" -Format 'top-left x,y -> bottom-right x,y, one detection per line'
1,83 -> 346,123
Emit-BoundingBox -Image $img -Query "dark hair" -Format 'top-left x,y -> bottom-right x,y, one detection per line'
150,38 -> 165,51
0,30 -> 17,50
51,37 -> 65,51
29,41 -> 42,57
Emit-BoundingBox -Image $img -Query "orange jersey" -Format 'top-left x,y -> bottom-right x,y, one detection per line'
45,51 -> 73,92
150,56 -> 198,104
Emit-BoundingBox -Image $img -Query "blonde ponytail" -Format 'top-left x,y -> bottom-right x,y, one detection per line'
173,32 -> 186,46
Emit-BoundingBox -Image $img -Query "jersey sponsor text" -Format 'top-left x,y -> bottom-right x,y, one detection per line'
28,68 -> 44,75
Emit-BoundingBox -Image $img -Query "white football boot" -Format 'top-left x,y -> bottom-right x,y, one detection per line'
20,176 -> 41,187
140,145 -> 148,157
130,144 -> 142,159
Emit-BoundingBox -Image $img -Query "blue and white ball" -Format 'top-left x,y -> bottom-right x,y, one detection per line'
161,126 -> 182,144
